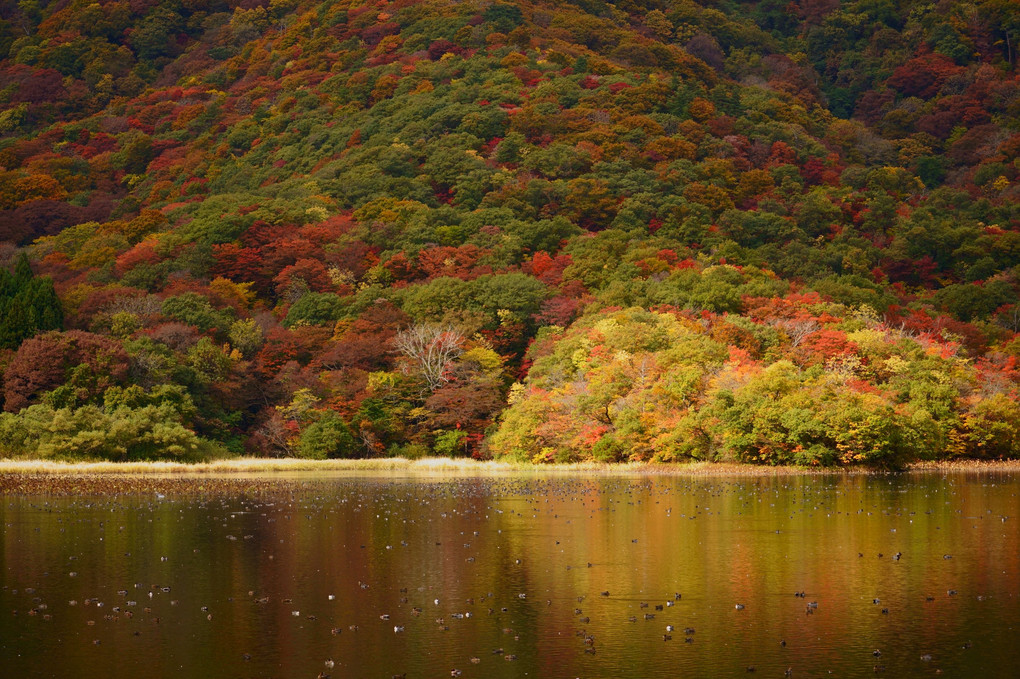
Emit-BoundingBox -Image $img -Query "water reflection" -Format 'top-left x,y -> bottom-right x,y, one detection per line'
2,472 -> 1018,677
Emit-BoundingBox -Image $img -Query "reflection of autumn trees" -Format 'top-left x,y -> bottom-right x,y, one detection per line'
4,477 -> 1018,676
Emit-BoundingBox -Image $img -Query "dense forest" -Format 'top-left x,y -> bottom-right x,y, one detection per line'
0,0 -> 1017,466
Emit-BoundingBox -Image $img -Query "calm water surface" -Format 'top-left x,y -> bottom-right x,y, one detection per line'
2,471 -> 1018,678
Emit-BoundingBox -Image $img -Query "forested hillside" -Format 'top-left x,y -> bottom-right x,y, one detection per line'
0,0 -> 1017,465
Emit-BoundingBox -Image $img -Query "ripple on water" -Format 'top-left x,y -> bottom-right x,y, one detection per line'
1,470 -> 1018,678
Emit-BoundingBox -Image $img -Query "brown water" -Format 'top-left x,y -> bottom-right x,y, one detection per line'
1,471 -> 1018,678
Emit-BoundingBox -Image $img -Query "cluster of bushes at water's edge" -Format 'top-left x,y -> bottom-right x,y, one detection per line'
491,304 -> 1020,469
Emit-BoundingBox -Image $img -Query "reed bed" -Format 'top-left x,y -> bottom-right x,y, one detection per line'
0,457 -> 522,476
905,459 -> 1020,473
2,456 -> 1016,478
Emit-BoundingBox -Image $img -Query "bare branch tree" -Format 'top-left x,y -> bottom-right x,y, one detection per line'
994,304 -> 1020,333
394,324 -> 464,391
771,317 -> 819,347
253,413 -> 293,458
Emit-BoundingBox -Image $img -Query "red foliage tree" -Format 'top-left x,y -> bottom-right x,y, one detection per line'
211,243 -> 262,281
382,252 -> 419,282
115,239 -> 160,276
534,295 -> 581,326
3,330 -> 130,411
0,199 -> 113,245
887,52 -> 964,99
417,244 -> 492,280
521,251 -> 571,285
142,322 -> 201,351
255,325 -> 330,379
315,301 -> 409,372
70,286 -> 148,329
427,39 -> 461,60
797,329 -> 856,365
425,376 -> 504,432
327,238 -> 377,278
273,258 -> 333,298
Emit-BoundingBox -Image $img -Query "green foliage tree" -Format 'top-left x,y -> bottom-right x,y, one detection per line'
0,254 -> 63,350
298,410 -> 358,459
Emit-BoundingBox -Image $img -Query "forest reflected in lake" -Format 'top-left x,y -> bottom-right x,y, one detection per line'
2,470 -> 1018,678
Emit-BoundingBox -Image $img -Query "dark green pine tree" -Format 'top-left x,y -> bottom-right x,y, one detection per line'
36,297 -> 63,331
25,277 -> 63,331
0,297 -> 30,350
0,268 -> 13,299
12,253 -> 33,286
0,254 -> 63,349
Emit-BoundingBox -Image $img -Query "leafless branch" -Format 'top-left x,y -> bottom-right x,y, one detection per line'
394,324 -> 464,391
772,317 -> 819,347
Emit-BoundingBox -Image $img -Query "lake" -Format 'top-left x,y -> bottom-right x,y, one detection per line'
2,470 -> 1018,677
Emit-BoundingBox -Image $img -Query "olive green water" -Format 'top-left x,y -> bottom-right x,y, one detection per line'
1,471 -> 1018,678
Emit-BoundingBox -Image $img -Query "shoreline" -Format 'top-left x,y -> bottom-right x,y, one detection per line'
0,457 -> 1018,477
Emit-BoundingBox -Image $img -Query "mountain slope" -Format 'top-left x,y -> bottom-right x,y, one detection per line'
0,0 -> 1017,464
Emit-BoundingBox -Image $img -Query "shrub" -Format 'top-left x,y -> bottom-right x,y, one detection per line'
298,411 -> 358,459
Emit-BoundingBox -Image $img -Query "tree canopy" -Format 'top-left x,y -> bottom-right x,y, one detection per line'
0,0 -> 1017,463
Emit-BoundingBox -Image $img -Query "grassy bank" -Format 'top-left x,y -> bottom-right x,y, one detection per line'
1,457 -> 1018,477
0,457 -> 514,475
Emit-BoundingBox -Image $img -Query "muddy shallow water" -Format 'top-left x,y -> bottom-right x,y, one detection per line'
2,471 -> 1018,678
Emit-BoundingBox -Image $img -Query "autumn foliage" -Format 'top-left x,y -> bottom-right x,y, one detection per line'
0,0 -> 1017,463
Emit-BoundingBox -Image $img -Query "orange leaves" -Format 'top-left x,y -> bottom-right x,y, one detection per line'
688,97 -> 715,123
726,345 -> 757,367
576,423 -> 611,447
521,251 -> 571,285
370,74 -> 400,103
418,244 -> 493,281
114,239 -> 159,276
211,243 -> 261,283
767,141 -> 798,167
563,178 -> 617,230
273,259 -> 333,298
799,329 -> 856,364
643,136 -> 697,163
712,322 -> 762,357
682,182 -> 734,214
0,173 -> 68,209
744,293 -> 825,322
735,169 -> 775,202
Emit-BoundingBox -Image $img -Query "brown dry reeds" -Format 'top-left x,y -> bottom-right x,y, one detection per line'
1,456 -> 1016,478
